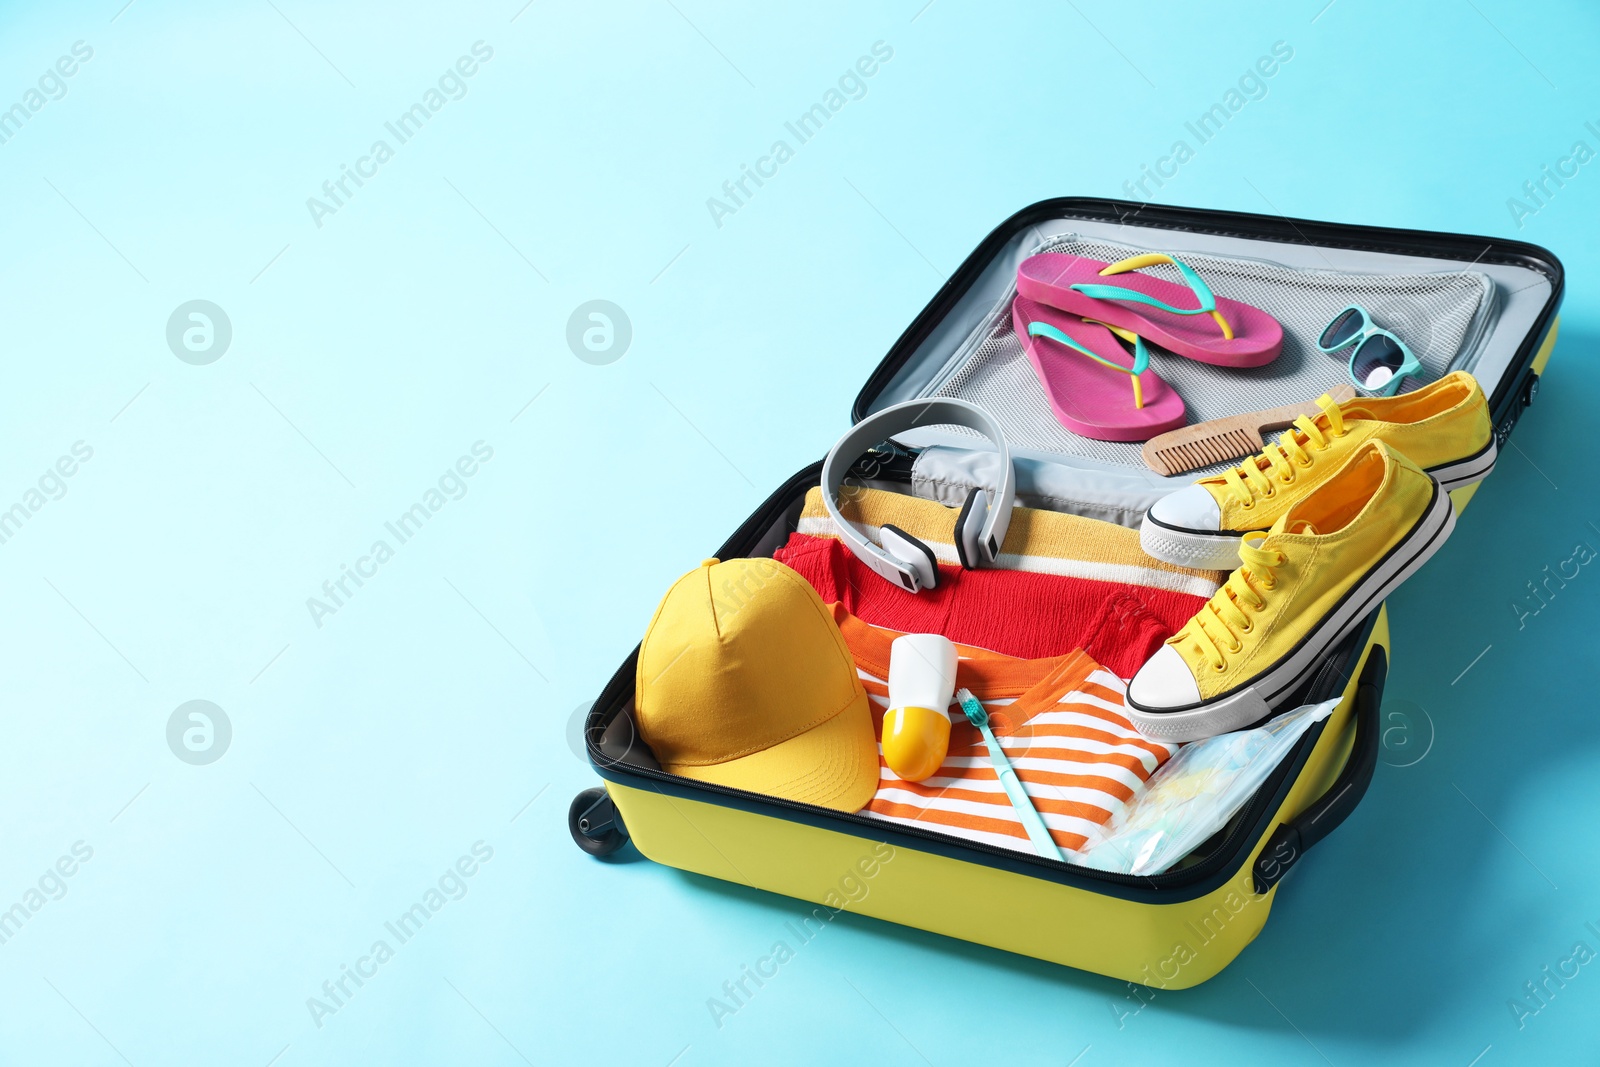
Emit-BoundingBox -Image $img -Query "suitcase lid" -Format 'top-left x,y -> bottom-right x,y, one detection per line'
847,197 -> 1561,475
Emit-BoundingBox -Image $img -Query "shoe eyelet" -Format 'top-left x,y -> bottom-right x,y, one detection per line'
1262,487 -> 1275,498
1211,662 -> 1227,674
1238,620 -> 1253,634
1240,501 -> 1255,511
1227,642 -> 1244,654
1296,456 -> 1314,468
1279,473 -> 1294,485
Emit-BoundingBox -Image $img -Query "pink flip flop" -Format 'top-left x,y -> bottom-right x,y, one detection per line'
1017,252 -> 1282,367
1011,295 -> 1187,442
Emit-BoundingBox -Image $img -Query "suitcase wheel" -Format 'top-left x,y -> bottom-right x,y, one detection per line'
569,786 -> 628,857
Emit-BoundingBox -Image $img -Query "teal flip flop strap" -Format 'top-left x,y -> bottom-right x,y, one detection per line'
1026,321 -> 1149,378
1069,255 -> 1219,317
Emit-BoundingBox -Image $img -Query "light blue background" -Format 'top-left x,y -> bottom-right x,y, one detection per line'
0,0 -> 1595,1064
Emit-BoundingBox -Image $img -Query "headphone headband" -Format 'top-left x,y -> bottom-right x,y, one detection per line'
819,398 -> 1015,593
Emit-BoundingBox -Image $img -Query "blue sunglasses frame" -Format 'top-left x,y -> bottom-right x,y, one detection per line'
1316,304 -> 1421,397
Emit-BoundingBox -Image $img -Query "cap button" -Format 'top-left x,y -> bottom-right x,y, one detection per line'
700,558 -> 719,568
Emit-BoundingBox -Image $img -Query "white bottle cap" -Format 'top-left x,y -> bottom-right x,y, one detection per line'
887,634 -> 958,716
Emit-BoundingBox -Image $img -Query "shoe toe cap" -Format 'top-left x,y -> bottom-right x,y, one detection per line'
1148,484 -> 1221,533
1128,644 -> 1203,712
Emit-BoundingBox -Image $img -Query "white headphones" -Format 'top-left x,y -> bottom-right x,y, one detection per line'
820,398 -> 1015,593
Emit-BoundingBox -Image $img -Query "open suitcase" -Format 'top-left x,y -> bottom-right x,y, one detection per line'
569,198 -> 1563,988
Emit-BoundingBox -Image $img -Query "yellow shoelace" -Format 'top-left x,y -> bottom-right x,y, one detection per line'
1191,532 -> 1285,672
1220,394 -> 1349,508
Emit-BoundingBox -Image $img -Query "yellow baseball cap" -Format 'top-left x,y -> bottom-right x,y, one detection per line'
635,558 -> 878,813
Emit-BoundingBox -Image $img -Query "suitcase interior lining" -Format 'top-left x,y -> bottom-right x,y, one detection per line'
865,210 -> 1555,475
925,232 -> 1493,469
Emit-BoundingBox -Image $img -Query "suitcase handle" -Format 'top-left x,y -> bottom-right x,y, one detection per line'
1252,644 -> 1387,894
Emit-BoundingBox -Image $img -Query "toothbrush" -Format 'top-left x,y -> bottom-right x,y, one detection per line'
956,688 -> 1063,861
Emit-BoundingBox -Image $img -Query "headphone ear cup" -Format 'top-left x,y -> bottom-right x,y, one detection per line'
880,524 -> 938,591
954,488 -> 987,569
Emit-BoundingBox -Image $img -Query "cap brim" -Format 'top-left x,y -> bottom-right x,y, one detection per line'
663,689 -> 879,813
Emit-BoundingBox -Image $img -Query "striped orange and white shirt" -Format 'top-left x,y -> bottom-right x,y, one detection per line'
830,605 -> 1176,855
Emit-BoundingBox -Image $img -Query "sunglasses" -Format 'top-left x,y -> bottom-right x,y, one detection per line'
1317,305 -> 1421,397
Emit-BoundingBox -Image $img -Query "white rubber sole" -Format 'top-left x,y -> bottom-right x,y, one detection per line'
1128,481 -> 1458,742
1430,437 -> 1498,491
1139,519 -> 1250,571
1138,438 -> 1496,572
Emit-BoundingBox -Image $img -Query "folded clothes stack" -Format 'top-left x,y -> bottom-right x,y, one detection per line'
776,485 -> 1223,677
833,607 -> 1177,855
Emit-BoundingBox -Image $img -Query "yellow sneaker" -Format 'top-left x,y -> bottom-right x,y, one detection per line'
1140,371 -> 1493,570
1127,440 -> 1454,741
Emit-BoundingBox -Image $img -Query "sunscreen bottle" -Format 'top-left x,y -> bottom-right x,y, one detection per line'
882,634 -> 957,782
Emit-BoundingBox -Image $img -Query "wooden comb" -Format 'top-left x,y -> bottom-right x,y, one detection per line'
1141,385 -> 1357,476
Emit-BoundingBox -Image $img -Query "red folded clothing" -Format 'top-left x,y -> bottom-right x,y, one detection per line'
772,533 -> 1207,678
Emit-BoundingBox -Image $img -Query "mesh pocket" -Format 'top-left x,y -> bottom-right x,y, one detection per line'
929,233 -> 1494,469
